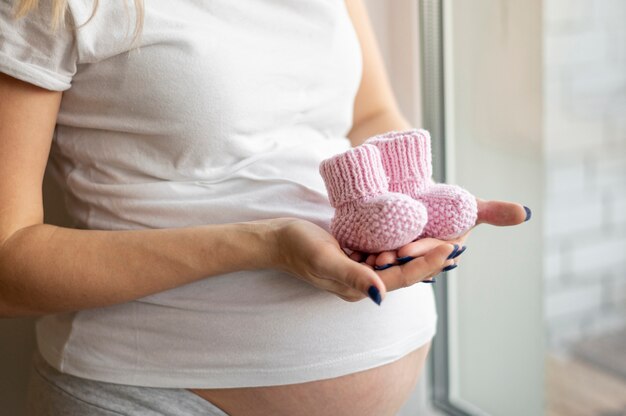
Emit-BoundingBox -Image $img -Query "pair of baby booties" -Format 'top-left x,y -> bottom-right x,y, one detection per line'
319,129 -> 478,253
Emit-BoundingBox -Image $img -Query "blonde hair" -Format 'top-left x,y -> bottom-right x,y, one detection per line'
14,0 -> 144,41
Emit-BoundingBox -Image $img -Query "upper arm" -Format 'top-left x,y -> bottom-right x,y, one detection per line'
0,3 -> 76,246
0,72 -> 62,246
345,0 -> 403,133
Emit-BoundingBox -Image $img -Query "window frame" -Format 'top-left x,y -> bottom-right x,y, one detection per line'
419,1 -> 471,414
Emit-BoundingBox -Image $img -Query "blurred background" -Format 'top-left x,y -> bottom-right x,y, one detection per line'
1,0 -> 624,415
542,0 -> 626,414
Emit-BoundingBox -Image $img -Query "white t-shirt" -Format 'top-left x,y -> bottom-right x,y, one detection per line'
1,0 -> 437,388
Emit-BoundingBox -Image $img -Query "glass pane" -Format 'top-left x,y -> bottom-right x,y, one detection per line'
439,0 -> 626,414
442,0 -> 545,414
542,0 -> 626,414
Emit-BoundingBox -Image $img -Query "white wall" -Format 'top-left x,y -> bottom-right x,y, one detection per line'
363,0 -> 423,127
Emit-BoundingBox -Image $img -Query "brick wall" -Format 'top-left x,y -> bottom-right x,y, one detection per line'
543,0 -> 626,351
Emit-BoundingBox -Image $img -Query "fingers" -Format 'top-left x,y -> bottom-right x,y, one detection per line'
337,197 -> 531,299
364,251 -> 397,268
356,238 -> 464,271
319,248 -> 388,304
334,241 -> 463,301
347,250 -> 396,268
376,243 -> 457,291
396,238 -> 447,259
449,230 -> 472,248
348,250 -> 365,262
475,198 -> 531,226
374,250 -> 397,267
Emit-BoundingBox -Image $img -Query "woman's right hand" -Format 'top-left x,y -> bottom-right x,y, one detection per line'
268,218 -> 458,304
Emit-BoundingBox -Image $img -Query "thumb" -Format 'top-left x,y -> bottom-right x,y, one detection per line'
476,198 -> 531,226
326,253 -> 388,305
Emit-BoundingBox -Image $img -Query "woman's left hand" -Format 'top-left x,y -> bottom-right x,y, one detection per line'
348,198 -> 531,271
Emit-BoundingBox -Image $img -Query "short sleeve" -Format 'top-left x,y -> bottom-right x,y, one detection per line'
0,1 -> 77,91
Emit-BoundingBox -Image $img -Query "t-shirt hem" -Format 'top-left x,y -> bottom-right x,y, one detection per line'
0,51 -> 72,91
38,321 -> 437,389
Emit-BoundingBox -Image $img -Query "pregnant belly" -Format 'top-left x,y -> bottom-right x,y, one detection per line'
189,341 -> 431,416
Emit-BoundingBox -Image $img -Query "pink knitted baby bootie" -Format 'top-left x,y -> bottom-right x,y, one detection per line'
319,144 -> 428,253
366,129 -> 478,240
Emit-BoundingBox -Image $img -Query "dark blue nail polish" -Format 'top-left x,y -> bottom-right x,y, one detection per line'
368,285 -> 382,305
396,256 -> 415,265
451,246 -> 467,259
442,264 -> 458,272
524,206 -> 532,222
374,263 -> 393,271
422,279 -> 435,283
446,244 -> 460,260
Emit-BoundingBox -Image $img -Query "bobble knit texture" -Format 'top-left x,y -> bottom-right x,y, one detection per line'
366,129 -> 478,240
319,144 -> 427,253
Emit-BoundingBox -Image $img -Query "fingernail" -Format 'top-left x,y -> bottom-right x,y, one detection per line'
442,264 -> 458,272
451,246 -> 467,259
396,256 -> 415,265
422,279 -> 435,284
374,263 -> 394,271
368,285 -> 382,305
446,244 -> 460,260
524,206 -> 532,222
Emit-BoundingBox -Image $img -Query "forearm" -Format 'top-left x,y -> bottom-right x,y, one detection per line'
347,109 -> 412,146
0,221 -> 276,317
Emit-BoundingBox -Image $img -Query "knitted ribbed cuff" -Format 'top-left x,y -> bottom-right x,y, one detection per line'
319,144 -> 388,207
365,129 -> 432,189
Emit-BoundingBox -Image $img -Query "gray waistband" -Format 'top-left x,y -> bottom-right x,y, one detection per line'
26,351 -> 229,416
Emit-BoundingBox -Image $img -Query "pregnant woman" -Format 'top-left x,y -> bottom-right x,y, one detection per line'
0,1 -> 529,415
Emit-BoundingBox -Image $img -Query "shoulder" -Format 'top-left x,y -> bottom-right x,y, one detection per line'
0,0 -> 77,91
